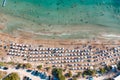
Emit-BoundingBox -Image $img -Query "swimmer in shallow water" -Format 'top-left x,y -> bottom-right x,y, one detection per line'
2,0 -> 6,7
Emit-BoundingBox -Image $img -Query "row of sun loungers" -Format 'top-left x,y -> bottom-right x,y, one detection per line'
0,41 -> 119,71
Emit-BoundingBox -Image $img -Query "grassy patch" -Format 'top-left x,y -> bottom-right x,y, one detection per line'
0,62 -> 6,66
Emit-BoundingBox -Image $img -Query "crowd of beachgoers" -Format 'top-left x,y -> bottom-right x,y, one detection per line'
1,39 -> 119,72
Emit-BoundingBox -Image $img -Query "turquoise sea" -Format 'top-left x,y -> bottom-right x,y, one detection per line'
0,0 -> 120,39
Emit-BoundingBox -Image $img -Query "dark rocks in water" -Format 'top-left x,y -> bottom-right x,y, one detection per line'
14,1 -> 17,4
48,24 -> 51,27
85,21 -> 88,24
100,13 -> 104,16
80,19 -> 83,22
37,16 -> 40,18
57,7 -> 59,10
47,12 -> 50,15
56,2 -> 61,6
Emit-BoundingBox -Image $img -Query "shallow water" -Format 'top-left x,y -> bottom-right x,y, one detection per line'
0,0 -> 120,39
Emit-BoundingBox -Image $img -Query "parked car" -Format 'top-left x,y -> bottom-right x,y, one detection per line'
3,67 -> 8,70
26,69 -> 32,72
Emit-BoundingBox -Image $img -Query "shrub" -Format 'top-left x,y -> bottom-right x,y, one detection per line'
73,77 -> 77,80
3,72 -> 20,80
23,63 -> 32,68
37,65 -> 42,70
46,67 -> 50,71
16,63 -> 32,69
0,62 -> 5,66
66,71 -> 72,77
76,72 -> 82,77
52,68 -> 65,80
99,68 -> 106,74
83,69 -> 96,76
117,61 -> 120,70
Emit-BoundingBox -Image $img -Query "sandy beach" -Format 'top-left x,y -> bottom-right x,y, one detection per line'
0,30 -> 120,50
0,1 -> 120,80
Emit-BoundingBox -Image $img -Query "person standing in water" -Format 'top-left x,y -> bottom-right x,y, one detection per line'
2,0 -> 7,7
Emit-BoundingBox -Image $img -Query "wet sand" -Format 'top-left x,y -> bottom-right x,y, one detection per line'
0,31 -> 120,50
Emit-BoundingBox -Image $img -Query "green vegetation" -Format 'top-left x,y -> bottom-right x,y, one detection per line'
23,63 -> 32,68
76,72 -> 82,78
17,63 -> 23,68
99,68 -> 106,74
66,71 -> 72,77
104,66 -> 112,72
0,62 -> 16,67
52,68 -> 65,80
7,62 -> 16,65
59,75 -> 65,80
16,63 -> 32,69
46,67 -> 50,72
117,61 -> 120,70
83,69 -> 96,77
72,72 -> 82,80
0,71 -> 7,79
0,62 -> 6,66
3,72 -> 20,80
37,65 -> 42,70
72,77 -> 77,80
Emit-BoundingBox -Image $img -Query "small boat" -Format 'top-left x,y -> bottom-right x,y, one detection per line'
2,0 -> 6,7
